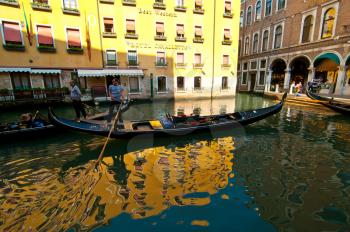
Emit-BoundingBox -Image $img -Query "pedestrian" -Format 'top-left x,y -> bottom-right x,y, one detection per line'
296,82 -> 303,96
70,80 -> 86,122
290,81 -> 296,94
108,78 -> 126,123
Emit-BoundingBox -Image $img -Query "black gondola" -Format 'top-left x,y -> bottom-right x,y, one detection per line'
48,93 -> 287,139
306,89 -> 350,116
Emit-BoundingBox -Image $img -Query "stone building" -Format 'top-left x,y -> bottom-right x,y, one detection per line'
238,0 -> 350,97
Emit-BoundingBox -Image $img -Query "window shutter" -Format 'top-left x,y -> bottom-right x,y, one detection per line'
37,25 -> 53,45
3,22 -> 22,43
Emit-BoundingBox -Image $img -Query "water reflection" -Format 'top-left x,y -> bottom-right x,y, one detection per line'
0,137 -> 237,231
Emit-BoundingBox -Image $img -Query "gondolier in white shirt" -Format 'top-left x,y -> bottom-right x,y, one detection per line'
108,78 -> 126,123
70,81 -> 87,122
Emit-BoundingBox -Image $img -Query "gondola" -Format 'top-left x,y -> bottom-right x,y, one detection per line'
306,89 -> 350,116
48,93 -> 287,139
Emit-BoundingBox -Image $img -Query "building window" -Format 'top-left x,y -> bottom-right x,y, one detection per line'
176,24 -> 184,37
33,0 -> 49,4
44,75 -> 60,89
66,28 -> 81,48
277,0 -> 286,11
195,26 -> 203,39
194,53 -> 202,64
242,73 -> 247,85
250,61 -> 257,70
129,76 -> 140,93
106,50 -> 117,65
103,18 -> 114,33
265,0 -> 272,16
194,76 -> 201,90
274,25 -> 283,49
157,76 -> 167,92
194,0 -> 202,9
244,37 -> 250,55
262,30 -> 269,51
260,59 -> 266,69
156,51 -> 166,66
1,21 -> 23,45
225,1 -> 232,14
321,8 -> 336,39
11,73 -> 31,89
156,22 -> 165,37
252,33 -> 259,53
176,0 -> 184,7
223,29 -> 231,43
238,39 -> 242,56
302,15 -> 313,43
243,62 -> 248,70
259,71 -> 265,85
127,50 -> 138,65
177,52 -> 184,64
240,11 -> 244,27
126,19 -> 136,34
255,0 -> 261,20
223,55 -> 229,65
63,0 -> 77,9
177,76 -> 185,91
222,76 -> 228,89
246,6 -> 252,25
37,25 -> 54,47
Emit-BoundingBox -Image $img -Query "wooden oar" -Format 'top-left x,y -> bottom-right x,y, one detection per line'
96,103 -> 123,164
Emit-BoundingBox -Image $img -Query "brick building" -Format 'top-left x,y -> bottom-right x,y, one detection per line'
238,0 -> 350,97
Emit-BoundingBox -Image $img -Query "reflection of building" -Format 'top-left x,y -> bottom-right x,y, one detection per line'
0,0 -> 240,103
237,0 -> 350,97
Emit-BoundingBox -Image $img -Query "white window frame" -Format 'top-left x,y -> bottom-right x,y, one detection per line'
127,49 -> 138,65
299,9 -> 316,44
157,75 -> 168,93
105,49 -> 117,65
128,76 -> 141,94
125,18 -> 137,34
255,0 -> 262,21
272,21 -> 285,50
35,24 -> 55,48
62,0 -> 79,9
318,1 -> 339,40
241,72 -> 248,85
194,53 -> 202,64
156,50 -> 167,66
176,52 -> 185,63
244,35 -> 250,55
176,76 -> 186,92
0,19 -> 24,46
276,0 -> 287,12
240,10 -> 244,27
261,27 -> 270,52
176,0 -> 185,7
155,21 -> 165,36
32,0 -> 51,5
246,5 -> 252,25
64,26 -> 82,49
264,0 -> 272,17
102,17 -> 115,33
222,54 -> 230,65
250,59 -> 258,70
252,31 -> 260,54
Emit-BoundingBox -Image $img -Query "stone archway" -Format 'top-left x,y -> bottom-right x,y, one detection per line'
313,52 -> 341,94
270,59 -> 287,92
289,56 -> 310,92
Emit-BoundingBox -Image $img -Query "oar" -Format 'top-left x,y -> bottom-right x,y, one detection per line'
96,103 -> 123,164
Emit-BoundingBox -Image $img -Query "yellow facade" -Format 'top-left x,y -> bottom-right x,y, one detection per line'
0,0 -> 240,100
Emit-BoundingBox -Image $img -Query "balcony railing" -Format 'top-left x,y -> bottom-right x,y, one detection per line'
106,60 -> 118,66
193,7 -> 204,14
223,12 -> 233,18
174,5 -> 186,12
67,47 -> 84,54
153,1 -> 165,9
193,37 -> 204,43
155,88 -> 170,93
155,61 -> 167,67
37,45 -> 56,53
222,40 -> 232,45
175,36 -> 186,42
122,0 -> 136,6
125,33 -> 138,39
3,43 -> 25,51
103,32 -> 117,38
154,35 -> 167,41
0,88 -> 67,102
62,7 -> 80,15
127,61 -> 139,67
31,1 -> 51,11
99,0 -> 114,3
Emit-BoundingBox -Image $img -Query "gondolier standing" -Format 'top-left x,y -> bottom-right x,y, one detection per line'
108,78 -> 126,123
70,80 -> 86,122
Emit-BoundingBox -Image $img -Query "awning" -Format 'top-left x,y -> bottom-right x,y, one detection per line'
0,67 -> 31,73
314,53 -> 340,65
78,69 -> 144,77
31,69 -> 61,74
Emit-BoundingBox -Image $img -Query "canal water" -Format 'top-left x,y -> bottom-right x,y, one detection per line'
0,94 -> 349,232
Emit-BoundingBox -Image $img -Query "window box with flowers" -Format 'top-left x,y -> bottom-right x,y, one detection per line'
3,43 -> 25,51
37,45 -> 56,52
154,35 -> 167,41
174,5 -> 186,12
193,0 -> 204,14
0,0 -> 19,7
99,0 -> 114,3
155,61 -> 167,67
122,0 -> 136,6
31,1 -> 51,11
175,36 -> 186,42
128,60 -> 139,67
222,40 -> 232,45
62,7 -> 80,15
125,33 -> 138,39
193,37 -> 204,43
67,46 -> 84,54
223,12 -> 233,18
153,1 -> 165,9
103,32 -> 117,38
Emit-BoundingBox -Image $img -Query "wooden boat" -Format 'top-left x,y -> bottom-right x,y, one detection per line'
48,93 -> 287,139
306,89 -> 350,115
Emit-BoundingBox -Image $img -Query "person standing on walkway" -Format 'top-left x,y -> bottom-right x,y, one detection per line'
108,78 -> 126,123
70,80 -> 86,122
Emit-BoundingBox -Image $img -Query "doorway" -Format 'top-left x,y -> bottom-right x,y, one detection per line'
249,73 -> 256,92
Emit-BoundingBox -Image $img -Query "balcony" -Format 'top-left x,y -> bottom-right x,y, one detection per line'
0,0 -> 19,7
155,61 -> 167,68
175,36 -> 186,42
62,7 -> 80,15
193,63 -> 204,68
67,47 -> 84,54
3,43 -> 25,51
223,12 -> 233,18
122,0 -> 136,6
125,33 -> 138,39
174,5 -> 186,12
193,37 -> 204,43
103,32 -> 117,38
153,1 -> 165,9
222,40 -> 232,45
37,45 -> 56,53
193,7 -> 204,14
176,63 -> 187,68
99,0 -> 114,3
31,2 -> 51,11
154,34 -> 167,41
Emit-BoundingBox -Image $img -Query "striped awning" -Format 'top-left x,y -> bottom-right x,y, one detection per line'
78,69 -> 144,77
31,69 -> 61,74
0,67 -> 31,73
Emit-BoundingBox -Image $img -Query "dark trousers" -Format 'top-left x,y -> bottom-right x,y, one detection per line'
72,100 -> 87,119
108,101 -> 122,123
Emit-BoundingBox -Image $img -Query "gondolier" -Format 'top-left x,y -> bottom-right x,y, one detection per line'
108,78 -> 127,123
70,81 -> 87,122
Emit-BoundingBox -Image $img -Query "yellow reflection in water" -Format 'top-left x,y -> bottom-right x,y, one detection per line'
0,137 -> 234,231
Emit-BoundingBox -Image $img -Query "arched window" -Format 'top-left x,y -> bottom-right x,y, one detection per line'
246,6 -> 252,25
277,0 -> 286,11
274,25 -> 283,49
262,30 -> 269,51
253,33 -> 259,53
255,1 -> 261,20
302,15 -> 313,43
240,11 -> 244,27
321,8 -> 336,39
244,37 -> 250,55
265,0 -> 272,16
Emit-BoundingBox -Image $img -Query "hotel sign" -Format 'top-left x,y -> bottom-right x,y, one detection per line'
126,42 -> 192,51
139,8 -> 177,18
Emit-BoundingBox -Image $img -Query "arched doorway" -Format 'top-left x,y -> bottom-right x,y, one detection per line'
314,53 -> 340,94
289,56 -> 310,92
270,59 -> 286,92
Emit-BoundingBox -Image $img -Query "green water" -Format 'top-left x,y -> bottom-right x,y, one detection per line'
0,94 -> 349,232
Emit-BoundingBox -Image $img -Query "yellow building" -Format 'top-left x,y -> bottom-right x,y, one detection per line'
0,0 -> 240,102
